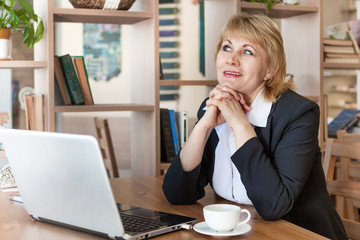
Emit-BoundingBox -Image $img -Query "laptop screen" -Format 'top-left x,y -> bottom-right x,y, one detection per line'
0,129 -> 196,239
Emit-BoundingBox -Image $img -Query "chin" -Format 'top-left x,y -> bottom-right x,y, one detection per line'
219,81 -> 234,89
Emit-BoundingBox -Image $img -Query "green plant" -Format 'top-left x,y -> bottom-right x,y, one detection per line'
244,0 -> 299,12
244,0 -> 281,12
0,0 -> 44,48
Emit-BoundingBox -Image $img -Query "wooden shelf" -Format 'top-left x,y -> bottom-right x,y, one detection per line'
159,80 -> 218,86
329,90 -> 357,94
0,60 -> 47,69
55,104 -> 154,113
324,62 -> 360,69
329,105 -> 357,109
240,2 -> 318,18
53,8 -> 153,24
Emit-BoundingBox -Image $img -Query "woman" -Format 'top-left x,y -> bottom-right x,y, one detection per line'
162,13 -> 347,240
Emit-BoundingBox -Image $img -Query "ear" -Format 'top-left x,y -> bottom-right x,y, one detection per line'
264,69 -> 272,81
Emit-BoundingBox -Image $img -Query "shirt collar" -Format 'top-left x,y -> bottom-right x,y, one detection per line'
245,88 -> 272,127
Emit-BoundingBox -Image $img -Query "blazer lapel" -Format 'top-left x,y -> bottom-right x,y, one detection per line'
254,102 -> 276,157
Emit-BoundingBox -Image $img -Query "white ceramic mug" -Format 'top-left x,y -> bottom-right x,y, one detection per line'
203,204 -> 251,232
283,0 -> 300,4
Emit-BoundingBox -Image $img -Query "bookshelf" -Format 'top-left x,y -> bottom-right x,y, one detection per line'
31,0 -> 324,176
33,0 -> 159,176
323,1 -> 360,122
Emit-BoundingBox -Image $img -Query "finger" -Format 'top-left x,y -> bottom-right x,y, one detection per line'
207,98 -> 221,108
219,85 -> 240,101
242,104 -> 251,112
209,85 -> 224,98
238,93 -> 251,112
210,85 -> 235,101
213,92 -> 233,101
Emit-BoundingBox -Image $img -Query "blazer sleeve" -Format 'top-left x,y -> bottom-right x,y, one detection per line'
231,100 -> 320,220
162,99 -> 212,205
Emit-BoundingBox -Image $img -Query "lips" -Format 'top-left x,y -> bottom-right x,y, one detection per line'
223,71 -> 242,78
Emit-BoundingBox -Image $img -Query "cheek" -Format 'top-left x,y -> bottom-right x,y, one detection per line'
215,57 -> 224,75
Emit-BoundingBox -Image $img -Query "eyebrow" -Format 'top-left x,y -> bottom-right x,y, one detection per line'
223,38 -> 256,49
223,39 -> 232,44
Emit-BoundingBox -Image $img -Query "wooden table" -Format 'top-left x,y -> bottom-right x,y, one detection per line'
0,176 -> 328,240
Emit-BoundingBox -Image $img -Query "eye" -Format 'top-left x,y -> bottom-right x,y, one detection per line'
222,44 -> 231,52
244,49 -> 254,55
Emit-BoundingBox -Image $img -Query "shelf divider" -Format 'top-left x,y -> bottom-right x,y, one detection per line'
55,104 -> 154,112
0,60 -> 47,69
53,8 -> 153,24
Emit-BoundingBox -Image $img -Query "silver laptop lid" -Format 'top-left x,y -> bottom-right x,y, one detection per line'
0,129 -> 124,238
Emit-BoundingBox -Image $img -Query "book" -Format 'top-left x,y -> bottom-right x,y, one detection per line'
159,8 -> 179,15
348,19 -> 360,48
325,22 -> 350,40
0,113 -> 8,153
323,45 -> 355,54
54,56 -> 71,105
323,38 -> 353,46
162,62 -> 180,69
347,28 -> 360,53
175,111 -> 188,148
24,93 -> 44,131
164,73 -> 180,79
59,54 -> 85,105
160,108 -> 176,163
159,0 -> 179,4
73,56 -> 94,105
160,41 -> 180,48
160,30 -> 180,37
325,52 -> 360,58
324,57 -> 360,64
54,79 -> 65,106
168,109 -> 180,157
159,19 -> 180,26
160,52 -> 179,59
160,93 -> 179,101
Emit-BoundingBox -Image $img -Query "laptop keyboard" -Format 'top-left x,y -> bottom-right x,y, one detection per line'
119,212 -> 167,234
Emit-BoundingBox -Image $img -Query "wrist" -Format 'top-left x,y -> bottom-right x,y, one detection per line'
195,118 -> 215,136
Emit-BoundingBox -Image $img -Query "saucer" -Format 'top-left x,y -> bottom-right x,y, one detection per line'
193,221 -> 251,237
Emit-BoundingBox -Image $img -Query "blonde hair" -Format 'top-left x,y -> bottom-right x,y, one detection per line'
215,13 -> 295,102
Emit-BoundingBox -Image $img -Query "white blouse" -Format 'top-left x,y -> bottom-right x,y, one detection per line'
212,88 -> 272,205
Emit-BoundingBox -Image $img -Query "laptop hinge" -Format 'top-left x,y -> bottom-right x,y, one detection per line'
30,215 -> 40,221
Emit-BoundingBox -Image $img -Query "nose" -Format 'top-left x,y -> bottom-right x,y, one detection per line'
227,54 -> 239,66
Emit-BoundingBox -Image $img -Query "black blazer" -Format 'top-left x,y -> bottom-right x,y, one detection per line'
162,89 -> 347,240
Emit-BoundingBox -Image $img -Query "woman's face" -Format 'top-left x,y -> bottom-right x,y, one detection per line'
216,33 -> 271,103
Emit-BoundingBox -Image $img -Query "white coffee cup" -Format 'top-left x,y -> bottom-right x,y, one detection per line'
283,0 -> 299,4
203,204 -> 251,232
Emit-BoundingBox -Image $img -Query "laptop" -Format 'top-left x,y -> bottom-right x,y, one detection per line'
0,129 -> 197,240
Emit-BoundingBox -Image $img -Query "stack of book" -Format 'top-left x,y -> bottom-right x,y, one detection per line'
24,94 -> 44,131
160,108 -> 188,163
54,54 -> 94,106
324,21 -> 360,64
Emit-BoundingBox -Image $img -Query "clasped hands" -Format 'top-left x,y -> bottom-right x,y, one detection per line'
204,85 -> 251,131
